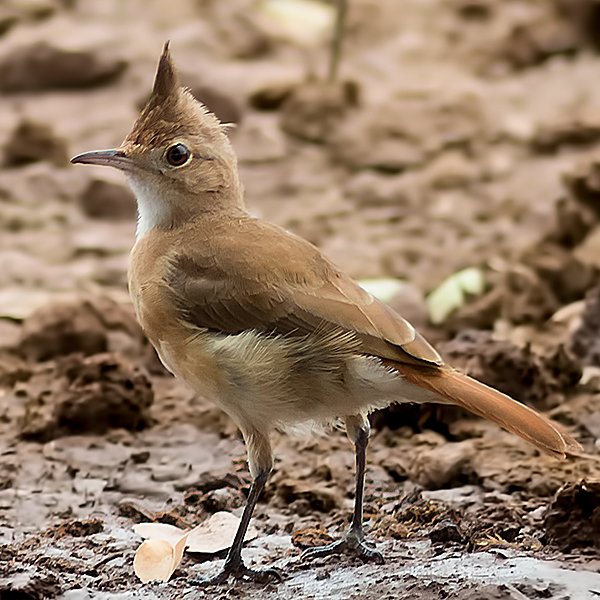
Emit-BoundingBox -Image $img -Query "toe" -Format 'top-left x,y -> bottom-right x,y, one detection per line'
190,571 -> 229,587
358,545 -> 384,564
301,540 -> 346,561
242,566 -> 283,583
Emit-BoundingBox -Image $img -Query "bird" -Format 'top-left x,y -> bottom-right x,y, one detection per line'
71,43 -> 584,586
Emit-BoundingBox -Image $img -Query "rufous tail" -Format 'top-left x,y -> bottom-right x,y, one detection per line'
387,362 -> 584,459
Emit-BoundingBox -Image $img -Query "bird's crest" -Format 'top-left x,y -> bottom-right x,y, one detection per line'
151,41 -> 179,101
123,42 -> 227,152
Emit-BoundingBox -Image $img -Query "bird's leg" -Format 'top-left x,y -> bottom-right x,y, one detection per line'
302,415 -> 384,564
191,429 -> 281,586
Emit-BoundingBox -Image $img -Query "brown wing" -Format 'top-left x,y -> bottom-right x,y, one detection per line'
165,218 -> 442,366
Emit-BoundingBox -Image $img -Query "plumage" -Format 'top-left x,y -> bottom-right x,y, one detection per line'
164,216 -> 442,366
71,43 -> 586,586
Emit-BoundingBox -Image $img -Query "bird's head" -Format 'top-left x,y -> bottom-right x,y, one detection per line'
71,42 -> 242,237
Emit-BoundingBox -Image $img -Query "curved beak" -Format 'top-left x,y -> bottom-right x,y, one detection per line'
70,148 -> 133,171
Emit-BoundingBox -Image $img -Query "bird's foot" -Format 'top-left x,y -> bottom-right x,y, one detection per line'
190,559 -> 282,587
301,528 -> 384,564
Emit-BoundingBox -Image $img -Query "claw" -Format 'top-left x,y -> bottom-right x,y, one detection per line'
191,561 -> 282,587
301,531 -> 384,564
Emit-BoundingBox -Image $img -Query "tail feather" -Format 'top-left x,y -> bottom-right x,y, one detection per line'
387,362 -> 583,459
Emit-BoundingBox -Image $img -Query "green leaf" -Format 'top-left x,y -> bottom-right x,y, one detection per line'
426,268 -> 485,324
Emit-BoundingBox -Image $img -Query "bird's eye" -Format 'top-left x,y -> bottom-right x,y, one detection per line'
165,143 -> 191,167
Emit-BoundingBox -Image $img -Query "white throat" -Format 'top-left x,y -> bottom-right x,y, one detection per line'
127,176 -> 171,239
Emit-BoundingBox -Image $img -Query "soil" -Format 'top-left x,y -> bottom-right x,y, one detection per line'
2,1 -> 600,599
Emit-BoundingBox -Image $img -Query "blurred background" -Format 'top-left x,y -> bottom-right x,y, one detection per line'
2,1 -> 600,597
3,0 -> 600,311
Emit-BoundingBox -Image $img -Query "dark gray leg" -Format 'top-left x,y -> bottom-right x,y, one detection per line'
302,416 -> 383,564
191,470 -> 281,586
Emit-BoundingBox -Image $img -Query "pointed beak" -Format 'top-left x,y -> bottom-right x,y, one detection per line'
70,149 -> 133,171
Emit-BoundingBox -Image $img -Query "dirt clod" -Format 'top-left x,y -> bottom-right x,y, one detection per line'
48,517 -> 104,539
4,119 -> 69,168
291,526 -> 334,549
543,480 -> 600,552
19,353 -> 153,441
0,42 -> 126,91
276,479 -> 339,513
18,299 -> 108,362
17,296 -> 144,362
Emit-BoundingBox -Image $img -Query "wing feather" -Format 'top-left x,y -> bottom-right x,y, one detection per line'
165,218 -> 442,366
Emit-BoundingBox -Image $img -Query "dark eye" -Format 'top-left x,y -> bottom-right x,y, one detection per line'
165,143 -> 191,167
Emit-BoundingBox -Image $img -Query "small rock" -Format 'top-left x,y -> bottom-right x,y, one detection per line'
4,120 -> 69,167
409,441 -> 477,490
425,151 -> 479,189
249,80 -> 294,111
0,42 -> 126,91
428,519 -> 463,544
512,19 -> 581,69
198,488 -> 246,513
130,451 -> 150,465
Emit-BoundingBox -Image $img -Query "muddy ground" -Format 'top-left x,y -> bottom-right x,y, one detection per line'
2,0 -> 600,598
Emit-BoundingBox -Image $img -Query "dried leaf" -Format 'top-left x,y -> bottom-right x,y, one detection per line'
132,512 -> 257,585
426,268 -> 485,324
133,539 -> 180,583
133,522 -> 185,546
133,523 -> 189,583
186,511 -> 257,554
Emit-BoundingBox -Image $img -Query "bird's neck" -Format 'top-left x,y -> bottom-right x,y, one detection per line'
128,174 -> 246,240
